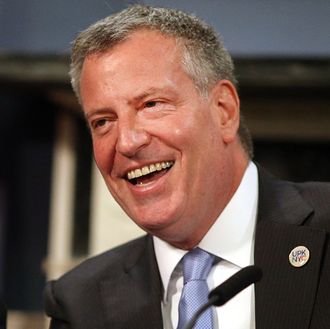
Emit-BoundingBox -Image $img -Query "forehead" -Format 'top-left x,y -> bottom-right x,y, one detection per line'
125,28 -> 181,54
86,29 -> 182,69
80,29 -> 195,102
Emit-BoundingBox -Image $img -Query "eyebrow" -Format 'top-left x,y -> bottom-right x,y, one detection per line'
84,85 -> 177,119
85,108 -> 113,120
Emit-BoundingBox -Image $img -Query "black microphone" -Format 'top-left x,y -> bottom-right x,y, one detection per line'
183,265 -> 262,329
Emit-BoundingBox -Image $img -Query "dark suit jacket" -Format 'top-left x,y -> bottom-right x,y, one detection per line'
44,168 -> 330,329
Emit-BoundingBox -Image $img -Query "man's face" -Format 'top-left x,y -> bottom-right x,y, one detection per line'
80,30 -> 244,248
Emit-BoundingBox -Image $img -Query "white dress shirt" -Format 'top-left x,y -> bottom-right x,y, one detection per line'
153,161 -> 259,329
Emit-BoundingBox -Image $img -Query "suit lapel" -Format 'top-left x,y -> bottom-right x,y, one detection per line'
100,236 -> 163,329
254,168 -> 327,329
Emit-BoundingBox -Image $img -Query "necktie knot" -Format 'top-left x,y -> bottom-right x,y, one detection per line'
183,248 -> 215,283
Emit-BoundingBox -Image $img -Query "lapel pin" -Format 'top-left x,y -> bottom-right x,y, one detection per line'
289,246 -> 310,267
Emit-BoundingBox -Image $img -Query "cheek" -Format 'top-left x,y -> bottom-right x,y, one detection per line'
169,113 -> 202,142
172,114 -> 216,148
92,139 -> 115,173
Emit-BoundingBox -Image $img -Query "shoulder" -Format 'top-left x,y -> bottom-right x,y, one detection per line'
293,179 -> 330,199
293,180 -> 330,230
54,234 -> 149,285
257,163 -> 330,201
258,165 -> 330,230
44,235 -> 150,309
44,235 -> 154,325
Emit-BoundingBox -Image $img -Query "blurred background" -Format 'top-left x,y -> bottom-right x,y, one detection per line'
0,0 -> 330,328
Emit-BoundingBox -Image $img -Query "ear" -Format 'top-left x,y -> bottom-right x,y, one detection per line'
210,79 -> 240,144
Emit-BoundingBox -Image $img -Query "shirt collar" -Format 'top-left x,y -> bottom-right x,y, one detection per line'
153,161 -> 259,300
199,161 -> 258,268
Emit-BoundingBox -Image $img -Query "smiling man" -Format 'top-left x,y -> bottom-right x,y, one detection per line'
80,28 -> 247,250
44,5 -> 330,329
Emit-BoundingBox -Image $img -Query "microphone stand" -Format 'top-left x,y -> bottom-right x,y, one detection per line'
182,265 -> 262,329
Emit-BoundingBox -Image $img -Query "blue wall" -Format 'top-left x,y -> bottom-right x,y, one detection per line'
1,0 -> 330,57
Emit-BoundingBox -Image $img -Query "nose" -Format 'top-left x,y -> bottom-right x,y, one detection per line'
116,118 -> 151,157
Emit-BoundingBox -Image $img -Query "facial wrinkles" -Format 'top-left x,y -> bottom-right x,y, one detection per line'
81,30 -> 237,248
113,87 -> 197,176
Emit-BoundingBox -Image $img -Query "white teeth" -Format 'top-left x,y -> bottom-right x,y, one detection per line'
135,169 -> 142,178
141,166 -> 150,175
127,171 -> 134,180
127,161 -> 174,180
149,164 -> 156,173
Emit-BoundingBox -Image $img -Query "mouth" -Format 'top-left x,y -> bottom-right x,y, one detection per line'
126,161 -> 174,186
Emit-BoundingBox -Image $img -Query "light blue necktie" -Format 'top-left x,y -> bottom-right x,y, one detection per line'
177,248 -> 215,329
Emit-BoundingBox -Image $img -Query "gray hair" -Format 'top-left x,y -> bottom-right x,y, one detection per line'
70,4 -> 253,158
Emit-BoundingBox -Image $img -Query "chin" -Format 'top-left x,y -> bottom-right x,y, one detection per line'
132,210 -> 180,234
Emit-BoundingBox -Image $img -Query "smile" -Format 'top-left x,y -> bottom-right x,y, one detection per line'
126,161 -> 174,184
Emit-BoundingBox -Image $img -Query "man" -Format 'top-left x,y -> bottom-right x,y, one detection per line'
44,5 -> 330,329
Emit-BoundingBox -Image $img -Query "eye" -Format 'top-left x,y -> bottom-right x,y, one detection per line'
89,117 -> 115,135
142,99 -> 174,116
93,118 -> 108,128
145,101 -> 158,108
